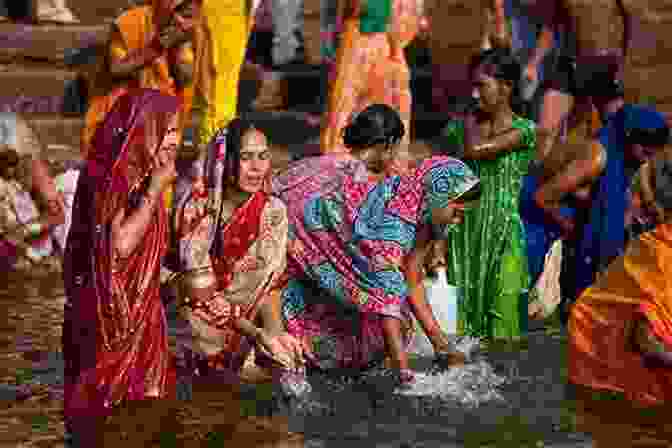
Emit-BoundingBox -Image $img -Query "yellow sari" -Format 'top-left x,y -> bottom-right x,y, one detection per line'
569,223 -> 672,406
192,0 -> 257,147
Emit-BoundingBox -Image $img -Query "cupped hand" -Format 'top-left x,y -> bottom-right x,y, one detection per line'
257,330 -> 311,373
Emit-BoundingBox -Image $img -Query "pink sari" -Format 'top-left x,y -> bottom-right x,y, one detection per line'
62,89 -> 180,432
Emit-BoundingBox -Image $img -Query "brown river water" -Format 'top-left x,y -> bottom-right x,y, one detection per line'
1,253 -> 671,447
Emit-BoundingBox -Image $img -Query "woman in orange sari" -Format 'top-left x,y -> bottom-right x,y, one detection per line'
569,151 -> 672,406
82,0 -> 196,159
321,0 -> 425,173
62,89 -> 180,445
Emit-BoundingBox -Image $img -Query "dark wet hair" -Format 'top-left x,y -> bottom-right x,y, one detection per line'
342,104 -> 405,150
469,47 -> 524,115
215,117 -> 260,187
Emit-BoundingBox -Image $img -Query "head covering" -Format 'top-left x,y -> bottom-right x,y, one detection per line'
63,88 -> 180,424
623,105 -> 670,147
359,0 -> 392,33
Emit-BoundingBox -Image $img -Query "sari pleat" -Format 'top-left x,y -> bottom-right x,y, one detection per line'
569,223 -> 672,405
63,89 -> 180,429
442,117 -> 535,339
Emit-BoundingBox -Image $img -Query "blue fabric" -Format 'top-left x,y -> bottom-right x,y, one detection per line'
519,173 -> 574,288
560,105 -> 667,307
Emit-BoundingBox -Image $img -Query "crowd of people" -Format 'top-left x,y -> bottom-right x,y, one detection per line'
1,0 -> 672,444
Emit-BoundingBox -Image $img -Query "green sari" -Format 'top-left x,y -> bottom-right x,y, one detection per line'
442,116 -> 535,340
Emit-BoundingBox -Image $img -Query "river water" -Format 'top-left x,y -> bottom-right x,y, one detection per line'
1,225 -> 671,446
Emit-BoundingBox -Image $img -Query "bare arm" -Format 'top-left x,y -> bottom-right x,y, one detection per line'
111,186 -> 164,259
108,27 -> 164,79
534,141 -> 604,224
463,115 -> 525,160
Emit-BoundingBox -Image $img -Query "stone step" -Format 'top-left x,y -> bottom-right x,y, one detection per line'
0,66 -> 77,114
65,0 -> 134,25
0,23 -> 108,65
26,109 -> 321,156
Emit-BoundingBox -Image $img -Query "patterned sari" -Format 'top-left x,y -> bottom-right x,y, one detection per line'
174,154 -> 288,375
272,155 -> 479,370
569,223 -> 672,405
62,89 -> 180,430
321,0 -> 420,166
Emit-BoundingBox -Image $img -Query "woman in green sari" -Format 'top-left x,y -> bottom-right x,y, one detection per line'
441,48 -> 535,340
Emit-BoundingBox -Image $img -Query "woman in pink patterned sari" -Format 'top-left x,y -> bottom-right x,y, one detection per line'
173,118 -> 305,385
274,104 -> 480,382
62,88 -> 180,445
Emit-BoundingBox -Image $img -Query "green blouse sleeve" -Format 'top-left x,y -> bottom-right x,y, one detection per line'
359,0 -> 392,33
512,117 -> 536,152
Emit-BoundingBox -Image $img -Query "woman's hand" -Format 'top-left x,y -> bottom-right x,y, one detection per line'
256,330 -> 308,372
432,202 -> 466,226
424,239 -> 447,273
149,147 -> 177,194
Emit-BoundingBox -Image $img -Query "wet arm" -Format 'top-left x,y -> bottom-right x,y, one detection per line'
463,117 -> 525,160
111,186 -> 164,259
108,27 -> 164,79
534,141 -> 604,222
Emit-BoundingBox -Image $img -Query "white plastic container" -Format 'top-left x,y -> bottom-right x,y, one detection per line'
409,267 -> 460,356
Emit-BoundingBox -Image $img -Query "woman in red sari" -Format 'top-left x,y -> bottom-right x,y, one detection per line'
62,88 -> 180,445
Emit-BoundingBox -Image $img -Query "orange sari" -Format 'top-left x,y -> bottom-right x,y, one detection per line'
321,0 -> 419,171
569,223 -> 672,406
82,0 -> 194,158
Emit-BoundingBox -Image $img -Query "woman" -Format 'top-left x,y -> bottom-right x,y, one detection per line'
62,89 -> 180,445
273,104 -> 480,381
533,104 -> 670,324
0,113 -> 66,268
320,0 -> 425,171
569,152 -> 672,407
441,48 -> 534,340
173,118 -> 305,383
82,0 -> 196,158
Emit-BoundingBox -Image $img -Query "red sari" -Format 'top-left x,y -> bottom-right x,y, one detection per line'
62,89 -> 180,431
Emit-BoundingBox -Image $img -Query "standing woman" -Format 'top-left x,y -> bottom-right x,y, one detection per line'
320,0 -> 426,173
62,89 -> 180,445
442,48 -> 535,340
